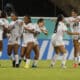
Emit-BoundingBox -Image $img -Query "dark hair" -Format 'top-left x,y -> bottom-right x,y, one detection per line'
37,18 -> 44,24
54,14 -> 64,33
0,11 -> 7,18
71,9 -> 78,14
10,12 -> 18,16
24,15 -> 31,23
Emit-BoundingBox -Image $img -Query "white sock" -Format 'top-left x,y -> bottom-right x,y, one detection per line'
24,56 -> 26,61
0,51 -> 2,57
78,56 -> 80,63
74,57 -> 78,64
51,54 -> 58,65
33,60 -> 38,66
15,54 -> 19,64
62,53 -> 67,66
26,59 -> 31,65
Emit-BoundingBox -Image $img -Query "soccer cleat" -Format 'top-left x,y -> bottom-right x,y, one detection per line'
32,64 -> 37,68
78,63 -> 80,66
19,59 -> 22,65
61,64 -> 67,69
24,59 -> 26,62
49,64 -> 54,68
73,63 -> 78,68
24,64 -> 30,69
12,60 -> 15,67
15,64 -> 19,68
62,65 -> 67,69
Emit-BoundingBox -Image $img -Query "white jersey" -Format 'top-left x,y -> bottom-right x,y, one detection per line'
51,22 -> 67,46
8,19 -> 23,45
0,18 -> 9,40
33,23 -> 47,36
22,23 -> 35,47
65,16 -> 80,40
33,23 -> 47,45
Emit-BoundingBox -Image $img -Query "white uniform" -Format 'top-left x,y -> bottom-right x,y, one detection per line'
33,23 -> 47,45
51,22 -> 67,46
8,19 -> 22,45
0,18 -> 9,40
65,16 -> 80,40
22,23 -> 35,47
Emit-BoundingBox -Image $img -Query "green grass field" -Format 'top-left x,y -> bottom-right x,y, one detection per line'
0,60 -> 80,80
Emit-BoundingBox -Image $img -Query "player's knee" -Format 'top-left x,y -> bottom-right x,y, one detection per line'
34,54 -> 39,60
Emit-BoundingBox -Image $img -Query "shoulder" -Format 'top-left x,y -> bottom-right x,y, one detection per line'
9,21 -> 15,25
27,23 -> 33,27
17,19 -> 23,23
77,16 -> 80,18
58,22 -> 67,29
0,18 -> 3,23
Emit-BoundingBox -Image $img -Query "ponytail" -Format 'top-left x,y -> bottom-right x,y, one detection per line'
53,14 -> 64,33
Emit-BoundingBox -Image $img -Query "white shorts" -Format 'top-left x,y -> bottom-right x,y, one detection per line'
0,32 -> 3,40
8,37 -> 20,45
51,35 -> 65,47
22,38 -> 36,47
21,41 -> 27,47
34,39 -> 39,46
8,40 -> 19,45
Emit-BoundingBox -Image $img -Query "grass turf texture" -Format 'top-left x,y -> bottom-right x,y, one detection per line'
0,60 -> 80,80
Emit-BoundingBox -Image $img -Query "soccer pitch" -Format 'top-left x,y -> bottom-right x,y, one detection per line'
0,60 -> 80,80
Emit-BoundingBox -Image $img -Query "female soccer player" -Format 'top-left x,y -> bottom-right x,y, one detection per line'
32,18 -> 48,68
50,14 -> 80,68
20,15 -> 36,68
7,12 -> 23,67
0,11 -> 9,62
65,9 -> 80,67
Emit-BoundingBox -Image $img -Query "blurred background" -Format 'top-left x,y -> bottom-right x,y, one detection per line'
0,0 -> 80,17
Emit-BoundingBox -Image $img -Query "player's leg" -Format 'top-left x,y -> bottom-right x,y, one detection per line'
24,42 -> 34,68
0,41 -> 3,66
59,45 -> 67,68
0,41 -> 3,57
73,40 -> 79,67
50,46 -> 60,67
78,43 -> 80,65
50,38 -> 60,67
7,44 -> 15,67
14,44 -> 19,67
20,47 -> 26,58
32,44 -> 39,68
19,46 -> 26,65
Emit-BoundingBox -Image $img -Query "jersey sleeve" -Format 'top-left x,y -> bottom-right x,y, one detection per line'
42,26 -> 47,30
33,24 -> 41,32
0,20 -> 5,26
63,24 -> 67,31
27,23 -> 34,29
17,19 -> 23,25
58,22 -> 67,32
4,20 -> 9,28
23,23 -> 34,30
9,21 -> 15,29
65,17 -> 74,24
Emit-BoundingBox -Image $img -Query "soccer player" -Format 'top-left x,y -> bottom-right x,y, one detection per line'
32,18 -> 48,68
7,12 -> 23,67
50,14 -> 80,68
0,11 -> 9,63
20,15 -> 35,68
65,9 -> 80,67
